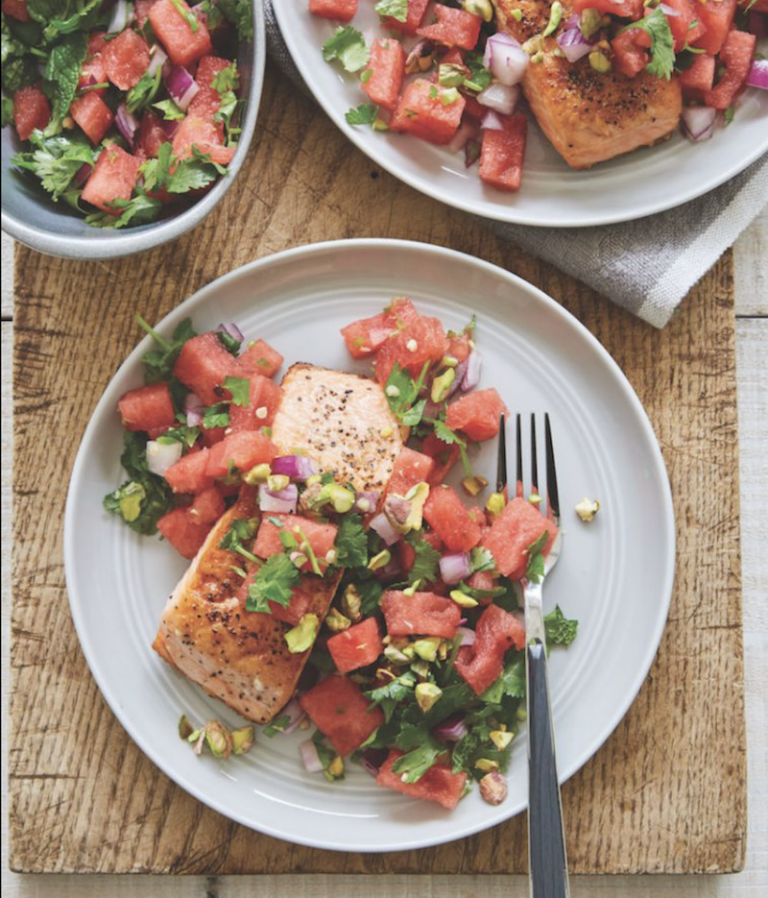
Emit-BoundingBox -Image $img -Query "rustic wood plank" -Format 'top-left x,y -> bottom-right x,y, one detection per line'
8,63 -> 746,876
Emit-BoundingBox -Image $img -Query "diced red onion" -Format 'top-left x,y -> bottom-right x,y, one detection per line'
165,64 -> 200,112
299,739 -> 324,773
748,12 -> 767,38
458,626 -> 476,647
370,512 -> 401,546
483,33 -> 528,86
147,45 -> 169,78
215,322 -> 245,343
448,121 -> 479,154
359,748 -> 388,778
465,138 -> 481,168
446,359 -> 468,399
477,83 -> 520,116
271,455 -> 317,483
115,103 -> 139,148
280,698 -> 307,735
73,163 -> 92,188
746,59 -> 768,90
146,439 -> 182,476
108,0 -> 132,32
657,2 -> 681,16
556,27 -> 595,64
354,490 -> 380,514
433,715 -> 468,743
439,552 -> 471,585
461,351 -> 482,391
681,106 -> 717,142
184,391 -> 205,427
259,484 -> 298,514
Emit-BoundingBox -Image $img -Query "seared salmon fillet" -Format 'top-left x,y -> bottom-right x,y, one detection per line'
494,1 -> 682,169
154,363 -> 402,723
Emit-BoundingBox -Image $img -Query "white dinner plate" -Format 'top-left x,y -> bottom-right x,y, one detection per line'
273,2 -> 768,227
65,239 -> 675,852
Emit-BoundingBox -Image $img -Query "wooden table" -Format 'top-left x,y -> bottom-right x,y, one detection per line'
1,103 -> 766,898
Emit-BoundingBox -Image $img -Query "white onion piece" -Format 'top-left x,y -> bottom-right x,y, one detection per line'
370,512 -> 401,546
299,739 -> 324,773
439,552 -> 471,585
484,33 -> 529,86
477,83 -> 520,116
658,2 -> 682,16
146,440 -> 182,476
259,484 -> 298,514
681,106 -> 716,142
280,698 -> 308,735
556,27 -> 594,64
115,103 -> 139,147
461,351 -> 482,391
147,45 -> 169,78
108,0 -> 132,32
184,391 -> 205,427
458,626 -> 477,648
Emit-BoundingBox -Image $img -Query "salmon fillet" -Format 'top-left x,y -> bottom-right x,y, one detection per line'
154,363 -> 402,723
494,1 -> 682,169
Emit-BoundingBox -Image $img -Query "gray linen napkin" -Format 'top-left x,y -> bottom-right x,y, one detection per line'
264,1 -> 767,328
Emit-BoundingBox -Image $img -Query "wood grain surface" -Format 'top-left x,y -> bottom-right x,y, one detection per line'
9,63 -> 747,876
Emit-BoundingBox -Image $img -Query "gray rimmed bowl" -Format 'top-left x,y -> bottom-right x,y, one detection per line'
1,2 -> 265,260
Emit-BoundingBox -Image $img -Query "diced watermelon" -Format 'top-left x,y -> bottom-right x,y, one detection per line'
572,0 -> 644,16
445,388 -> 509,442
253,513 -> 337,564
88,31 -> 108,55
308,0 -> 358,22
81,143 -> 140,213
149,0 -> 213,67
467,569 -> 497,604
206,431 -> 279,478
693,0 -> 737,55
70,92 -> 115,145
299,675 -> 384,757
479,114 -> 527,192
387,297 -> 420,324
455,604 -> 525,694
421,432 -> 459,484
12,86 -> 50,142
237,339 -> 285,379
654,0 -> 706,52
138,112 -> 169,159
362,38 -> 406,112
388,447 -> 436,497
173,332 -> 239,404
377,749 -> 466,809
78,54 -> 108,98
398,530 -> 443,579
171,115 -> 236,165
188,54 -> 231,119
118,382 -> 175,433
157,508 -> 212,559
678,53 -> 716,97
188,486 -> 225,525
423,485 -> 482,553
229,375 -> 283,432
236,570 -> 316,624
341,311 -> 395,359
417,4 -> 483,50
374,307 -> 449,383
390,78 -> 466,146
200,424 -> 227,447
481,496 -> 557,580
611,29 -> 651,79
135,0 -> 159,28
328,617 -> 384,674
462,94 -> 487,123
447,331 -> 472,363
102,28 -> 150,89
382,0 -> 430,35
704,30 -> 756,110
2,0 -> 29,22
381,590 -> 461,639
165,448 -> 214,494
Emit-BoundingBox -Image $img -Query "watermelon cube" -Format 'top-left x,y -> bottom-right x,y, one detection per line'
704,30 -> 756,110
200,424 -> 226,447
479,115 -> 528,193
12,86 -> 50,142
480,496 -> 557,580
467,569 -> 496,604
377,749 -> 467,809
172,115 -> 236,165
381,590 -> 461,639
417,4 -> 483,50
340,311 -> 395,360
390,78 -> 466,146
78,54 -> 108,98
188,55 -> 231,120
88,31 -> 109,55
388,447 -> 436,497
423,485 -> 482,553
328,617 -> 384,674
420,432 -> 459,485
308,0 -> 358,22
253,514 -> 337,564
2,0 -> 30,22
611,29 -> 651,79
362,38 -> 406,112
445,388 -> 509,442
205,431 -> 279,478
270,575 -> 318,624
447,331 -> 472,363
138,112 -> 169,159
387,297 -> 420,325
678,54 -> 716,97
135,0 -> 159,28
455,604 -> 525,695
70,92 -> 115,146
157,507 -> 212,559
381,0 -> 430,35
693,0 -> 737,55
149,0 -> 213,67
103,28 -> 151,90
299,675 -> 384,756
81,144 -> 140,213
165,448 -> 214,494
173,332 -> 239,404
118,382 -> 175,433
572,0 -> 643,16
188,486 -> 225,525
238,339 -> 285,379
654,0 -> 706,52
229,375 -> 283,432
374,307 -> 449,383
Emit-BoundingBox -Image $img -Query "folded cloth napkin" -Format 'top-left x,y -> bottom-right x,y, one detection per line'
264,1 -> 767,328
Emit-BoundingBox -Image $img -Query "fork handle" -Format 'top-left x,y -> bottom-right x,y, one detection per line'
527,640 -> 570,898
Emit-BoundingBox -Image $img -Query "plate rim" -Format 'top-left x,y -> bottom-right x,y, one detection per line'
271,2 -> 768,229
63,238 -> 676,852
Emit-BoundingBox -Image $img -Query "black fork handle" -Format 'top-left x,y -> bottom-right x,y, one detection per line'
527,640 -> 569,898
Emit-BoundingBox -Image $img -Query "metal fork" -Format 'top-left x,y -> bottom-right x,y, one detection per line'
498,413 -> 569,898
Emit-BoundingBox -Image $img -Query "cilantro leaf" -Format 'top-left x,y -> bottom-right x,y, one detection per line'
137,315 -> 197,384
170,0 -> 199,32
345,103 -> 378,126
220,518 -> 259,564
323,26 -> 370,73
156,424 -> 200,449
246,554 -> 301,613
11,132 -> 94,201
141,142 -> 220,196
84,191 -> 163,230
470,546 -> 495,574
385,361 -> 429,426
126,68 -> 162,114
391,736 -> 444,783
334,514 -> 369,569
357,576 -> 384,615
544,606 -> 578,647
374,0 -> 408,22
404,531 -> 441,586
263,714 -> 291,737
215,0 -> 254,41
463,51 -> 493,93
480,656 -> 526,704
366,671 -> 416,722
202,402 -> 230,430
621,8 -> 675,81
223,375 -> 251,407
524,528 -> 550,584
152,98 -> 185,121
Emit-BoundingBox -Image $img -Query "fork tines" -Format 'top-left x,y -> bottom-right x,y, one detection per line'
497,413 -> 561,525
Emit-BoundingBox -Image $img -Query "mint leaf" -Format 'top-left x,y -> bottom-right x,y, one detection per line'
345,103 -> 378,126
246,553 -> 301,613
42,31 -> 88,134
544,606 -> 578,647
621,8 -> 675,81
375,0 -> 408,22
323,25 -> 370,73
334,514 -> 369,569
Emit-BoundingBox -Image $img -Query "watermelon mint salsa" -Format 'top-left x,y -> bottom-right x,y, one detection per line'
311,0 -> 768,187
104,299 -> 581,810
1,0 -> 253,229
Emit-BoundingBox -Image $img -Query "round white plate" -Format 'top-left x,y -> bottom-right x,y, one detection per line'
273,3 -> 768,227
65,239 -> 675,852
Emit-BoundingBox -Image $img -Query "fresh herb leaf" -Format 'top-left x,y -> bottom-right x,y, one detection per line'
621,8 -> 675,81
723,104 -> 735,127
223,375 -> 251,407
404,531 -> 441,586
263,714 -> 291,737
11,131 -> 94,200
156,424 -> 200,448
366,671 -> 416,722
374,0 -> 408,22
202,402 -> 230,429
322,25 -> 370,73
170,0 -> 199,32
470,546 -> 495,574
126,68 -> 163,114
246,553 -> 301,613
544,606 -> 578,646
345,103 -> 378,125
385,361 -> 429,426
463,51 -> 493,93
391,736 -> 444,783
42,31 -> 88,134
103,431 -> 174,535
480,656 -> 526,704
524,528 -> 549,584
334,514 -> 369,569
84,190 -> 163,230
1,50 -> 38,93
0,95 -> 12,128
141,142 -> 220,195
219,517 -> 259,564
215,0 -> 254,41
212,61 -> 241,142
357,576 -> 384,615
152,98 -> 185,121
137,315 -> 197,384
